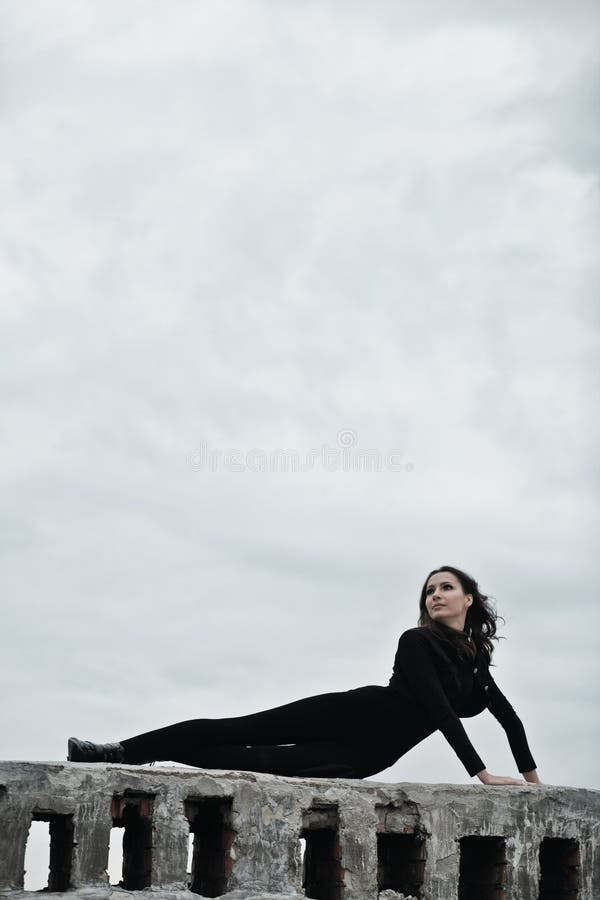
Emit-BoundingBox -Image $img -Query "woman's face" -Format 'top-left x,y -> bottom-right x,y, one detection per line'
424,571 -> 473,632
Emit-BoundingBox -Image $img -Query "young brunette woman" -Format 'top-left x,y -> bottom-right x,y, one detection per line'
68,565 -> 542,786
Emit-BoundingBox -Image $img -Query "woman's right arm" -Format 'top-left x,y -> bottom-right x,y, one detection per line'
392,630 -> 487,778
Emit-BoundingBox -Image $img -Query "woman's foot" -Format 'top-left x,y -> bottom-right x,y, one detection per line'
67,737 -> 126,763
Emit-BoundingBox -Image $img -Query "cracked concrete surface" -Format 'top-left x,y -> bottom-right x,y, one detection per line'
0,762 -> 598,900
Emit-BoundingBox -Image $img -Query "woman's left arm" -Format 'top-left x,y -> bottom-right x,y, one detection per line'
483,669 -> 542,783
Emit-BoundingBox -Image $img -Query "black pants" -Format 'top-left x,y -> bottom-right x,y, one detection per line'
120,686 -> 419,779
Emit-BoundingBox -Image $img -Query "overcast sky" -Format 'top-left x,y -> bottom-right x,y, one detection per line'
2,5 -> 599,861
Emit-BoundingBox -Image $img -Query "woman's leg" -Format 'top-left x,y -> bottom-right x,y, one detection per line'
163,740 -> 375,778
120,687 -> 381,767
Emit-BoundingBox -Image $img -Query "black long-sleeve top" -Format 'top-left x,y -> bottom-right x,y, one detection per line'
388,626 -> 537,777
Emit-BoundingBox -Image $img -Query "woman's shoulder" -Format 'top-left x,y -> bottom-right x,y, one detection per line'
397,626 -> 439,650
398,626 -> 489,666
399,626 -> 436,642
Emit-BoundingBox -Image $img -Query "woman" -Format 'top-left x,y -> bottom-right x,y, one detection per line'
68,565 -> 542,786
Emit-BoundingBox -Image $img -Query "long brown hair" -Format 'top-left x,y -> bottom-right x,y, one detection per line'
418,565 -> 504,665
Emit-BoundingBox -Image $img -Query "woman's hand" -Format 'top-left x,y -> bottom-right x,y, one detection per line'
522,769 -> 543,784
476,769 -> 529,786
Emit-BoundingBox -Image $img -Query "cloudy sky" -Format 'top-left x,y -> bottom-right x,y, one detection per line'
2,2 -> 599,853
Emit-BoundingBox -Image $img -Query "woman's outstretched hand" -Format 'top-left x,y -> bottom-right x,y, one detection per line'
476,768 -> 542,786
522,769 -> 543,784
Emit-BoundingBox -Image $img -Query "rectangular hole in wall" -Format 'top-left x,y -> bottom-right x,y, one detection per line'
377,831 -> 426,898
24,821 -> 50,892
24,812 -> 74,892
107,826 -> 124,886
300,804 -> 343,900
458,836 -> 507,900
110,791 -> 155,890
184,796 -> 235,898
539,837 -> 581,899
187,832 -> 194,884
299,837 -> 306,864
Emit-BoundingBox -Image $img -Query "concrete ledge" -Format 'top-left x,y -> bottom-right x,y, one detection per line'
1,762 -> 598,900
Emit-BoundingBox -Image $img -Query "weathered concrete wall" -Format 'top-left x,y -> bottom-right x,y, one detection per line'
0,761 -> 598,900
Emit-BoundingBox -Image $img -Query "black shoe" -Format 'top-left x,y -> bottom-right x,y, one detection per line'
68,737 -> 126,763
